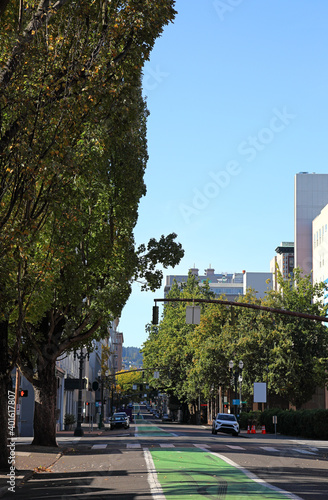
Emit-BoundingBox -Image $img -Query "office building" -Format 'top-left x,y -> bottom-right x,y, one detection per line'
312,204 -> 328,304
294,172 -> 328,274
165,267 -> 272,300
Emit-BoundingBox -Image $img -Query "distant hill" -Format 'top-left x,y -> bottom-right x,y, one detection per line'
122,346 -> 143,369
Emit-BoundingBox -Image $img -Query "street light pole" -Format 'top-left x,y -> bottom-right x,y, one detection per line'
229,360 -> 243,415
74,348 -> 89,437
238,361 -> 244,414
98,369 -> 109,429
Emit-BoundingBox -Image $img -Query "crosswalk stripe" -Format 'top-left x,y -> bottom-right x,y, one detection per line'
92,444 -> 107,449
226,445 -> 245,450
159,443 -> 175,447
292,448 -> 317,455
127,443 -> 141,448
260,446 -> 279,452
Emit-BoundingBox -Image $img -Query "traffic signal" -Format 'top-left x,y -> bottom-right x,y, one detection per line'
152,305 -> 159,325
19,389 -> 28,397
86,402 -> 89,406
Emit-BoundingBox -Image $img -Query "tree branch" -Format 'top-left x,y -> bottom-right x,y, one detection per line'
0,0 -> 70,89
58,316 -> 103,356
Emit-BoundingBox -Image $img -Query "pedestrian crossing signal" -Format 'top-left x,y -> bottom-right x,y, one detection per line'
19,389 -> 28,397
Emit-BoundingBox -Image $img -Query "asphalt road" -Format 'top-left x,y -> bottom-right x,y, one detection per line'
3,406 -> 328,499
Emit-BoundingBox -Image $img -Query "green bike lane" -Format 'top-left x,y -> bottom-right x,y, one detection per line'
134,407 -> 302,500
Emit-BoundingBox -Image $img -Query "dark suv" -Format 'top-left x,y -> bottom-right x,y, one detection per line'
212,413 -> 239,436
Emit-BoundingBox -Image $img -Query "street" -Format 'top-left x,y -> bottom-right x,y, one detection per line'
3,405 -> 328,499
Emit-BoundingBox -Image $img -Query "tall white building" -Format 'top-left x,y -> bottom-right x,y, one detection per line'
294,172 -> 328,274
312,204 -> 328,303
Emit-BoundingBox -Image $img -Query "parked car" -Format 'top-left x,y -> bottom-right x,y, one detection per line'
212,413 -> 239,436
162,413 -> 172,422
109,412 -> 130,430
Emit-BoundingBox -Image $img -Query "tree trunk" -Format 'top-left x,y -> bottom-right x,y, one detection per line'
32,358 -> 58,447
0,320 -> 12,471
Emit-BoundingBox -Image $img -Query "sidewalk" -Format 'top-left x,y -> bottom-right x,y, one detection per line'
0,425 -> 109,498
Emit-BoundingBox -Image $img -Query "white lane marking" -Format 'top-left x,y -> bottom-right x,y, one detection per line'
261,446 -> 280,452
226,445 -> 245,450
292,448 -> 317,455
127,443 -> 141,448
195,445 -> 304,500
92,444 -> 107,449
144,448 -> 166,500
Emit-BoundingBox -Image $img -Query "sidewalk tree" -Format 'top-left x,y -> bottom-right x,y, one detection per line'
16,122 -> 183,445
260,269 -> 328,408
0,0 -> 179,461
233,271 -> 328,408
186,302 -> 235,401
116,369 -> 143,401
142,272 -> 214,414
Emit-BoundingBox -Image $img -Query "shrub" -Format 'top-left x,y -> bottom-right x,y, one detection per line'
259,408 -> 328,439
64,413 -> 76,425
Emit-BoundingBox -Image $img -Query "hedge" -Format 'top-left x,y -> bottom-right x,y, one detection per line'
239,408 -> 328,439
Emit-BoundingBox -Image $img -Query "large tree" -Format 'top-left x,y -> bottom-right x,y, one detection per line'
261,269 -> 328,408
0,0 -> 178,467
14,78 -> 183,446
142,272 -> 214,414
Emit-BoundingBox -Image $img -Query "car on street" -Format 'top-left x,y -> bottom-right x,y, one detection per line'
162,413 -> 172,422
212,413 -> 239,436
109,412 -> 130,430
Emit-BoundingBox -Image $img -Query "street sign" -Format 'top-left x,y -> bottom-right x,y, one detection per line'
186,306 -> 201,324
253,382 -> 267,403
232,399 -> 240,405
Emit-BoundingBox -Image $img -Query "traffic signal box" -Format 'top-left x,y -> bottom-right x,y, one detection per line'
152,305 -> 159,325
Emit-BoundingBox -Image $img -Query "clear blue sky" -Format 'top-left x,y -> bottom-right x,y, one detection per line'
119,0 -> 328,348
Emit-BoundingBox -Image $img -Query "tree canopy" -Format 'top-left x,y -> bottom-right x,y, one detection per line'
143,270 -> 328,413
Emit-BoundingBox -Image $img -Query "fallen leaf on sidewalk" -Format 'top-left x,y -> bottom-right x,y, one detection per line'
34,466 -> 52,473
